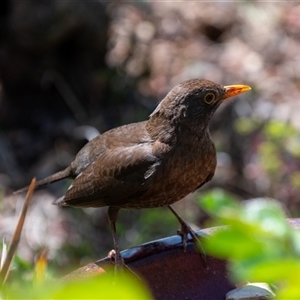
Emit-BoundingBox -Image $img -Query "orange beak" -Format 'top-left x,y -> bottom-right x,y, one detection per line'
222,85 -> 251,100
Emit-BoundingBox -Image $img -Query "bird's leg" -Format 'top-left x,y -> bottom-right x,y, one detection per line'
107,207 -> 124,271
107,207 -> 142,280
168,205 -> 205,256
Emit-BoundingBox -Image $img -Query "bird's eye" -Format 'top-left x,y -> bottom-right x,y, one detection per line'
204,92 -> 216,104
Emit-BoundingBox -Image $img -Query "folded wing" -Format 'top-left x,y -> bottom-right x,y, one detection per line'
58,143 -> 159,208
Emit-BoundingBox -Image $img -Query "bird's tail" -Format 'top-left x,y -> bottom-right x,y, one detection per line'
14,166 -> 72,194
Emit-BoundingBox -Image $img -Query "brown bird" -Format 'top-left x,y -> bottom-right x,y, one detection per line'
16,79 -> 251,268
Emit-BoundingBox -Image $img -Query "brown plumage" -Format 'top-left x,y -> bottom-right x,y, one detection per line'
16,79 -> 251,268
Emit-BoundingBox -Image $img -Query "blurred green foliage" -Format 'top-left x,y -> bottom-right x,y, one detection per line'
198,189 -> 300,299
1,243 -> 151,299
2,269 -> 151,299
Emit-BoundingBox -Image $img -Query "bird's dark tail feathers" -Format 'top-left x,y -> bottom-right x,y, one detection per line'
14,166 -> 72,194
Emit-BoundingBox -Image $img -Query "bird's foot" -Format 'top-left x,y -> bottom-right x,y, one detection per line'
177,223 -> 203,252
108,249 -> 125,272
177,223 -> 207,265
168,205 -> 206,263
108,250 -> 141,280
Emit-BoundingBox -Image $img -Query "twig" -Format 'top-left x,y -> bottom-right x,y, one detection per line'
0,178 -> 36,286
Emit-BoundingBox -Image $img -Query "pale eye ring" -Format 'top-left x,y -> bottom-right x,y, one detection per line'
204,92 -> 216,104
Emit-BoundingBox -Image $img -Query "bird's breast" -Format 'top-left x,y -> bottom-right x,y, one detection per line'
127,137 -> 217,208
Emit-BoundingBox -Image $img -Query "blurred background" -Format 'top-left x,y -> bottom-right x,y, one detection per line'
1,1 -> 300,274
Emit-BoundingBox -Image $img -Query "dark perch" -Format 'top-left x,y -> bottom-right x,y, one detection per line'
65,220 -> 300,299
65,228 -> 234,300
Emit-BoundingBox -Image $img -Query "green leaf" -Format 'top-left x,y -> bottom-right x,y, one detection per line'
198,193 -> 300,298
204,229 -> 264,260
3,269 -> 152,299
198,189 -> 238,216
54,271 -> 152,299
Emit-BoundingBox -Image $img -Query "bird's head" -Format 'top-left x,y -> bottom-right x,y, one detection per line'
148,79 -> 251,139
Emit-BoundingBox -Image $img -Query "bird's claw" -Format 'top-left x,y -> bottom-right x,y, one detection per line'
108,249 -> 125,272
108,249 -> 142,280
177,223 -> 207,264
176,227 -> 189,251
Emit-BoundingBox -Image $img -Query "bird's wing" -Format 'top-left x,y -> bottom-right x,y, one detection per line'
58,144 -> 159,208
